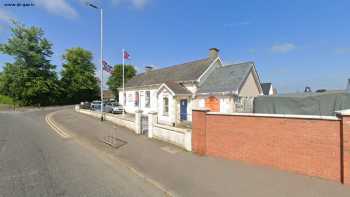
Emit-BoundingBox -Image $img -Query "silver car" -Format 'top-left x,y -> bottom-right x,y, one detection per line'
110,103 -> 124,114
90,101 -> 101,111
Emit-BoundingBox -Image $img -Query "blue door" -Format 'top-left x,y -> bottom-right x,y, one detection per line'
180,99 -> 187,121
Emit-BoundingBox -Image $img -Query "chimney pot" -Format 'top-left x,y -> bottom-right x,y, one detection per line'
145,66 -> 153,73
209,48 -> 220,60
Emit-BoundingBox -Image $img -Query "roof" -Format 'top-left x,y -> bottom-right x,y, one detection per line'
197,62 -> 255,94
275,90 -> 347,97
261,83 -> 272,95
162,81 -> 192,95
124,58 -> 213,88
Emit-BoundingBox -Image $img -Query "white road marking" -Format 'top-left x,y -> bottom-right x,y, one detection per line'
45,112 -> 70,139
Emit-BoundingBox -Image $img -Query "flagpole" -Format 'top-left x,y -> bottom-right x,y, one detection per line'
100,7 -> 104,121
122,48 -> 125,116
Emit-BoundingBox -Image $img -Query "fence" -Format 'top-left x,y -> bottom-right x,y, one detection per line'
235,96 -> 254,113
192,108 -> 350,185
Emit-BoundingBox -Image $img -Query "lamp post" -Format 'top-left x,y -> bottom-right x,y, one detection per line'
86,2 -> 104,121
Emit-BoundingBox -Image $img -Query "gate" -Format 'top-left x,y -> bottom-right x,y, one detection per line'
235,96 -> 254,113
141,115 -> 148,135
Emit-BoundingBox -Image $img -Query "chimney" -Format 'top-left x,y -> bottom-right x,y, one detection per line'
144,65 -> 153,73
347,78 -> 350,92
208,48 -> 220,60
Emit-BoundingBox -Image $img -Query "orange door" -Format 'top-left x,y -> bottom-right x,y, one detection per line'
205,96 -> 220,112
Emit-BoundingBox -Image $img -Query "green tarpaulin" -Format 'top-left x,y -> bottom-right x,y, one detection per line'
254,91 -> 350,116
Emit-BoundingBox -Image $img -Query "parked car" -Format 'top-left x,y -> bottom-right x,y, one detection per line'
110,103 -> 124,114
90,100 -> 101,111
79,101 -> 90,109
90,101 -> 115,113
103,103 -> 114,113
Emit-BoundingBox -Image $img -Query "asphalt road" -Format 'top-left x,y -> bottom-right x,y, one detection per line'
0,108 -> 165,197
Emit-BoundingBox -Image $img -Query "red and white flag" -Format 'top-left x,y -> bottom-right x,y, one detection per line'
123,50 -> 130,60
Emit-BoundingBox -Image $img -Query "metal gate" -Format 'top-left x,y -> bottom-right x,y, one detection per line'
141,115 -> 148,135
235,96 -> 254,113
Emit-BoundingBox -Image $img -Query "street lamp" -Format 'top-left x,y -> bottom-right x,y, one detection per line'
86,2 -> 104,121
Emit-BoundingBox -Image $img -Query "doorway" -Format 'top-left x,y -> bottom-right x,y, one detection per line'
180,99 -> 188,121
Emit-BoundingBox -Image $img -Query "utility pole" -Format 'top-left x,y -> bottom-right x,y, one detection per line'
122,48 -> 125,116
86,2 -> 104,121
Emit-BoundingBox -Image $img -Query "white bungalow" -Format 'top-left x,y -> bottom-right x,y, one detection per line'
119,48 -> 263,126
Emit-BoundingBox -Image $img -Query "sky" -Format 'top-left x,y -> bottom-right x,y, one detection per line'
0,0 -> 350,93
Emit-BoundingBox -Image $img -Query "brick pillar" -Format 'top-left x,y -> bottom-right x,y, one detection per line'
192,108 -> 209,155
341,114 -> 350,185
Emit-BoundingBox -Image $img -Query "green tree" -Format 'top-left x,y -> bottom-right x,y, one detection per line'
0,22 -> 59,106
60,47 -> 99,104
107,64 -> 136,99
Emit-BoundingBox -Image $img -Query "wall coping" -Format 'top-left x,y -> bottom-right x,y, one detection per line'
79,109 -> 135,122
192,107 -> 210,112
135,109 -> 143,113
148,111 -> 158,115
335,109 -> 350,116
107,114 -> 134,122
207,112 -> 340,121
154,123 -> 192,134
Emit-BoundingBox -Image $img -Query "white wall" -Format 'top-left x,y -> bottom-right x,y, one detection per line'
182,82 -> 197,94
239,71 -> 261,97
220,96 -> 234,113
175,96 -> 192,122
194,95 -> 235,113
151,123 -> 192,151
119,83 -> 196,123
119,88 -> 158,114
269,86 -> 274,95
157,88 -> 176,125
78,109 -> 136,132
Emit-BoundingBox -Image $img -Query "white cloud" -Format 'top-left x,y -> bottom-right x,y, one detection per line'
0,8 -> 14,23
32,0 -> 78,18
112,0 -> 149,9
271,43 -> 296,53
0,8 -> 14,34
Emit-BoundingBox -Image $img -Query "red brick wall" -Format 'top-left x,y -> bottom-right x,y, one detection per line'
342,116 -> 350,184
192,110 -> 208,155
192,110 -> 345,182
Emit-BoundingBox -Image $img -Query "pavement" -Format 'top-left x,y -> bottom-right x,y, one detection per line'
0,107 -> 166,197
52,108 -> 350,197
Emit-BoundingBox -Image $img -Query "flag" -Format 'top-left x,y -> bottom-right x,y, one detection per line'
123,51 -> 130,60
102,60 -> 113,74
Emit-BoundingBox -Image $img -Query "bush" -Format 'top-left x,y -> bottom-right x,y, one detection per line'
0,95 -> 14,105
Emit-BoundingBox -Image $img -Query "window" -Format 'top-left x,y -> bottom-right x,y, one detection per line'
127,93 -> 133,102
145,91 -> 150,107
135,92 -> 139,107
163,97 -> 169,116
